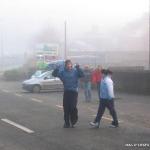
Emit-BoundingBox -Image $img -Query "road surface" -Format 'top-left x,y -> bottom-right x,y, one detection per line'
0,81 -> 149,150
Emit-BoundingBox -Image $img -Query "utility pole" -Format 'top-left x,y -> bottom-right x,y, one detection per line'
64,21 -> 67,60
149,0 -> 150,70
0,23 -> 4,70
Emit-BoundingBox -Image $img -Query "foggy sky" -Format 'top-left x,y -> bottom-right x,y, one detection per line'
0,0 -> 149,55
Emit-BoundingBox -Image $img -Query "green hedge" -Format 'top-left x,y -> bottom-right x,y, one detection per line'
3,67 -> 36,81
3,69 -> 26,81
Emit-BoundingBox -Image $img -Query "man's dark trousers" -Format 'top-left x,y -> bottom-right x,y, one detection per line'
63,90 -> 78,126
94,99 -> 118,126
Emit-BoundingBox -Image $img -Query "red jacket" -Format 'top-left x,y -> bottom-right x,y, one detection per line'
92,69 -> 102,84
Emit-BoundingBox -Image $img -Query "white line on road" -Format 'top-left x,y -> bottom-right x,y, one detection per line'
15,93 -> 23,97
1,119 -> 34,134
56,105 -> 63,109
2,89 -> 10,93
102,116 -> 123,123
91,115 -> 123,123
31,98 -> 43,103
88,107 -> 95,112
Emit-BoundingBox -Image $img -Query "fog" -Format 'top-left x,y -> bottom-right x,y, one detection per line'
0,0 -> 149,69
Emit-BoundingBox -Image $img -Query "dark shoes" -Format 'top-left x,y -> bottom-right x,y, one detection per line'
70,124 -> 75,128
89,121 -> 119,128
63,124 -> 70,128
89,122 -> 100,128
63,124 -> 75,128
109,121 -> 119,128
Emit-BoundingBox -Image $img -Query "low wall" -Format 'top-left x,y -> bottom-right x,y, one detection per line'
113,70 -> 150,95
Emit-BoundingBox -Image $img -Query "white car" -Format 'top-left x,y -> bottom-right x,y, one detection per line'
22,71 -> 63,93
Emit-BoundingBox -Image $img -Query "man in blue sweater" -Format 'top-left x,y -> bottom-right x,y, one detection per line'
90,69 -> 119,128
52,59 -> 84,128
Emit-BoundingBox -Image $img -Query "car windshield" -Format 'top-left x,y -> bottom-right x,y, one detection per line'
34,70 -> 43,76
37,71 -> 53,79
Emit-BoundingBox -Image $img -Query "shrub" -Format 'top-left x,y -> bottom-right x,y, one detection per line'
3,68 -> 28,81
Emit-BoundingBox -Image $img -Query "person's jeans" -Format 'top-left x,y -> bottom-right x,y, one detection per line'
63,90 -> 78,126
94,99 -> 118,126
97,82 -> 100,100
84,82 -> 92,102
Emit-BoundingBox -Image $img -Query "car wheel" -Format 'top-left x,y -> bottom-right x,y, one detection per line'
32,85 -> 41,93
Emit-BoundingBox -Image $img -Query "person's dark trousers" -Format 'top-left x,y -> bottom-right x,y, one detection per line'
63,90 -> 78,127
97,82 -> 100,100
94,99 -> 118,126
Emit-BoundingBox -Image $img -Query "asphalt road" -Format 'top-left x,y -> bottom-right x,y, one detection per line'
0,81 -> 150,150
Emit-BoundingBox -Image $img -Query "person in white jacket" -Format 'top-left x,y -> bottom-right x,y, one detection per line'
90,69 -> 119,128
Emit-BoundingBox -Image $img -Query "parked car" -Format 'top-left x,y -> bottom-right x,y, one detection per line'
22,70 -> 63,93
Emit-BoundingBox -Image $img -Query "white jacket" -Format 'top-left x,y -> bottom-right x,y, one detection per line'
100,76 -> 114,100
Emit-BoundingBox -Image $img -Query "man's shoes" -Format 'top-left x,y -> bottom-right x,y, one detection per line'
89,122 -> 99,128
63,124 -> 70,128
109,121 -> 119,128
70,124 -> 75,128
109,124 -> 119,128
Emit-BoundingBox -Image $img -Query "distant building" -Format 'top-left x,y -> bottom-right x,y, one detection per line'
67,49 -> 148,69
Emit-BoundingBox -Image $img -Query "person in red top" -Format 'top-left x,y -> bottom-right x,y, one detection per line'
92,65 -> 102,99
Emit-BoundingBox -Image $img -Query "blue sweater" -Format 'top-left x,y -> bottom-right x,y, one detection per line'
52,67 -> 84,92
